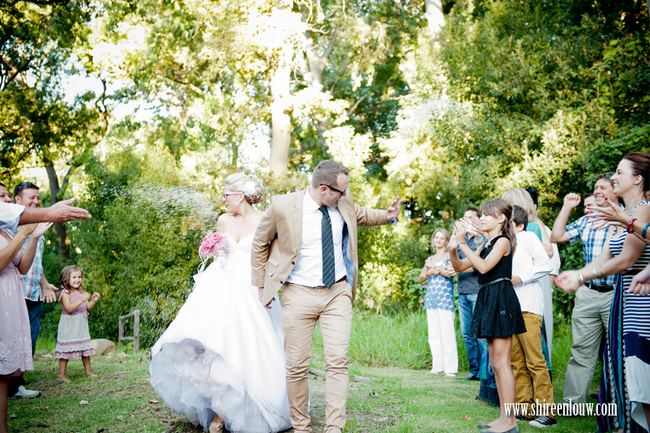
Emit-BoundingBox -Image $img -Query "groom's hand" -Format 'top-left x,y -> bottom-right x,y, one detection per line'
384,197 -> 402,223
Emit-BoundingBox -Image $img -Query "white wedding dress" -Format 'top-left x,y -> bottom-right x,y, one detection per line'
150,234 -> 291,433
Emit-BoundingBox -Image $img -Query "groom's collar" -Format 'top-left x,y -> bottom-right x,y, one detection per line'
303,188 -> 322,212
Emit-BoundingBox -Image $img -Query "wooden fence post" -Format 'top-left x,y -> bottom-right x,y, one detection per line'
118,309 -> 140,353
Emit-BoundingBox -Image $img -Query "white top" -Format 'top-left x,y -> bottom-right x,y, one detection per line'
513,231 -> 552,315
286,191 -> 346,287
0,203 -> 24,232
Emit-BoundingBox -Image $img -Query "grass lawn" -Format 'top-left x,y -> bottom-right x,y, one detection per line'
9,312 -> 600,432
9,353 -> 598,433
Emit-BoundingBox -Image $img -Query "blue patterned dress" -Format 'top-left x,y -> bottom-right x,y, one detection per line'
599,214 -> 650,433
423,257 -> 454,311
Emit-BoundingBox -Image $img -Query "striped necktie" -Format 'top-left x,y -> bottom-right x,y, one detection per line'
318,206 -> 336,287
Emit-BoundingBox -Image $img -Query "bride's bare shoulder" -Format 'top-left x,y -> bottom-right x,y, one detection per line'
216,213 -> 233,232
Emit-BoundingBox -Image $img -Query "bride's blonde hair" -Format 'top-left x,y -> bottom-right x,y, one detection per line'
224,173 -> 263,204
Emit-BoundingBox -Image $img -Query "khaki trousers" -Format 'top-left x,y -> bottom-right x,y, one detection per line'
281,280 -> 352,433
562,285 -> 613,403
512,312 -> 554,414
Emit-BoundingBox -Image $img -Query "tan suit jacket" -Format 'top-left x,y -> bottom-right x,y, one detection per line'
251,189 -> 388,305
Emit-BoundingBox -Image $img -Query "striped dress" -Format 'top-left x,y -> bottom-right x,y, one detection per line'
600,219 -> 650,433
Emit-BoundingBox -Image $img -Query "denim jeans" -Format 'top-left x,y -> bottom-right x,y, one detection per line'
26,299 -> 43,356
458,293 -> 487,376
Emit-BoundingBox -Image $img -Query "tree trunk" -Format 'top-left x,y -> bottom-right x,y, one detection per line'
424,0 -> 444,39
269,46 -> 292,177
45,165 -> 69,261
305,37 -> 324,91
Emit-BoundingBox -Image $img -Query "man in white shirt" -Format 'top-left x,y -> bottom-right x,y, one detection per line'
511,206 -> 556,428
0,197 -> 90,230
252,160 -> 400,433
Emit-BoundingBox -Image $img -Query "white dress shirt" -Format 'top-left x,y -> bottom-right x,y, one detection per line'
513,230 -> 552,315
286,191 -> 346,287
0,203 -> 24,232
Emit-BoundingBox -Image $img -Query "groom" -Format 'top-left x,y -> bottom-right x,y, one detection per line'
251,160 -> 401,433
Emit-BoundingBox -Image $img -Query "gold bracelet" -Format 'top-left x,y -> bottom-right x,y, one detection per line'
578,272 -> 585,286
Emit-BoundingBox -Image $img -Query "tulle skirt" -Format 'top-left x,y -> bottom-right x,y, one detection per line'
150,255 -> 291,433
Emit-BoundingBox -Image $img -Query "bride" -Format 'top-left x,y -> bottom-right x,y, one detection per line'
149,173 -> 291,433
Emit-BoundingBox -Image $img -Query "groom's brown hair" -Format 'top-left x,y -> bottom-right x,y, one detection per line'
311,160 -> 349,188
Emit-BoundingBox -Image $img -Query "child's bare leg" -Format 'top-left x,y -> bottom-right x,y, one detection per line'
82,356 -> 96,377
58,359 -> 71,382
0,376 -> 10,433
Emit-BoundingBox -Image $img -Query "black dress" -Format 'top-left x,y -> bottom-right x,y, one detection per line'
470,235 -> 526,339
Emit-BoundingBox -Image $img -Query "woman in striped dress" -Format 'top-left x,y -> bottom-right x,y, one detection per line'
557,152 -> 650,433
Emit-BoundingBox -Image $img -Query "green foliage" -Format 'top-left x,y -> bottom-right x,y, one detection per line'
0,0 -> 100,177
69,150 -> 218,347
366,0 -> 648,317
357,224 -> 429,314
7,0 -> 649,324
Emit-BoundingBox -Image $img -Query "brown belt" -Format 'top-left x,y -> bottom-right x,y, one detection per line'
314,276 -> 347,289
314,277 -> 348,289
286,276 -> 347,290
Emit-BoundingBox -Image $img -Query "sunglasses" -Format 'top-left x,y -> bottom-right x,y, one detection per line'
321,184 -> 346,196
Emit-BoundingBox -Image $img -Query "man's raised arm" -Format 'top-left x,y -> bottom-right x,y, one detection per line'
354,197 -> 402,226
550,193 -> 580,244
20,198 -> 91,224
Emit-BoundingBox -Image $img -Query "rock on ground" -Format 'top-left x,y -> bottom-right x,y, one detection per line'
92,338 -> 117,355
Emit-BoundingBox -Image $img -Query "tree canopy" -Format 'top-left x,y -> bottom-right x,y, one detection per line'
2,0 -> 648,339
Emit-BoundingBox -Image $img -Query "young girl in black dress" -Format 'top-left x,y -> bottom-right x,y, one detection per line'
450,198 -> 526,433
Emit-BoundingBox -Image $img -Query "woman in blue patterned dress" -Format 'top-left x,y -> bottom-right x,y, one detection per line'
557,152 -> 650,433
419,228 -> 458,376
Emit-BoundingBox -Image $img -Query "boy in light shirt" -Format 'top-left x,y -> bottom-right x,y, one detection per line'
511,206 -> 556,428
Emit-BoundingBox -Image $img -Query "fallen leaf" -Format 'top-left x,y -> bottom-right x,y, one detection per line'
148,399 -> 159,404
79,400 -> 89,405
8,413 -> 16,419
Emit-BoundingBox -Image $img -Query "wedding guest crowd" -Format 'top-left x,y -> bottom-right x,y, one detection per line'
436,151 -> 650,433
2,150 -> 650,433
0,183 -> 90,433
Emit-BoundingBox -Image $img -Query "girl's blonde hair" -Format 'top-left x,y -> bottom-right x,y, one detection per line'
431,228 -> 450,252
502,188 -> 538,221
480,198 -> 517,250
60,265 -> 84,291
432,228 -> 450,241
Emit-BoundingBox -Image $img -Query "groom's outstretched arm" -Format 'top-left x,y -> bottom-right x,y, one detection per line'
354,197 -> 402,226
251,205 -> 277,289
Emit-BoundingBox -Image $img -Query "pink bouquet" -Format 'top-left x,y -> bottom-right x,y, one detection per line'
198,232 -> 229,263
